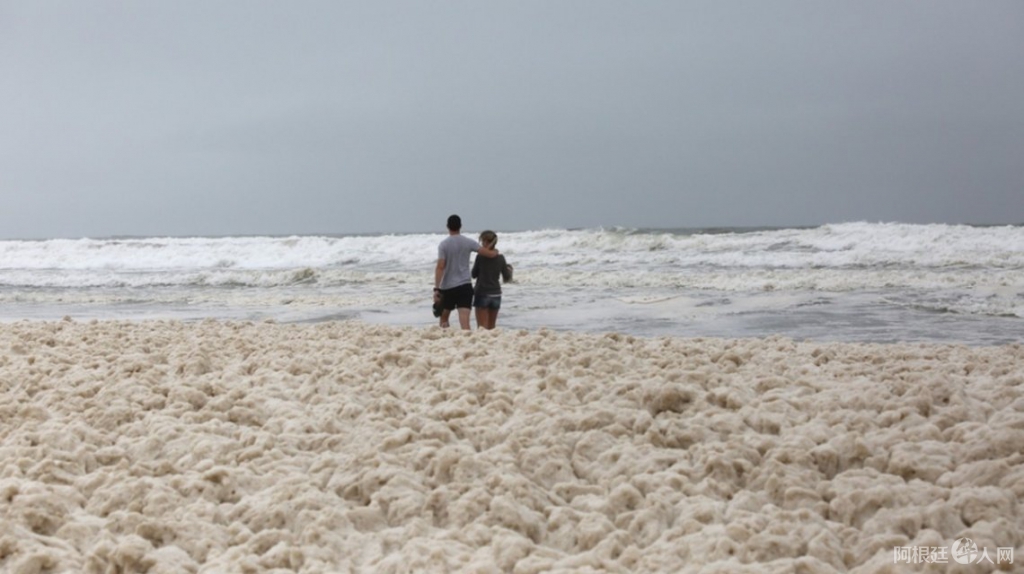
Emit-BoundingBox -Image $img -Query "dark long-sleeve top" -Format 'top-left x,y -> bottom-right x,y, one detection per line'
471,254 -> 512,296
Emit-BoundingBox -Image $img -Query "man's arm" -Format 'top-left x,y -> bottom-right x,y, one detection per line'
477,242 -> 500,258
434,258 -> 446,290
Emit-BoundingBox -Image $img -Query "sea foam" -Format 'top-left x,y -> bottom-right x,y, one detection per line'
1,320 -> 1021,572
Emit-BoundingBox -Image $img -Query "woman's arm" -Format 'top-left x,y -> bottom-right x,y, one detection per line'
501,257 -> 513,283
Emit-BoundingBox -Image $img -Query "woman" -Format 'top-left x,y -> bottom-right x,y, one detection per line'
471,230 -> 513,329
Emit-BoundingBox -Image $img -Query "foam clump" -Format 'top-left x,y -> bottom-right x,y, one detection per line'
0,320 -> 1022,572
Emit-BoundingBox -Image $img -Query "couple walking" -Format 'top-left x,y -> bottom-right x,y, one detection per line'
433,214 -> 513,330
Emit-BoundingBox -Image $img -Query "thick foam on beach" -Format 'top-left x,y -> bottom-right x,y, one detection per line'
1,320 -> 1022,573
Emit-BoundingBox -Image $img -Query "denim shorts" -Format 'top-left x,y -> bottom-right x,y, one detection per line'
473,294 -> 501,310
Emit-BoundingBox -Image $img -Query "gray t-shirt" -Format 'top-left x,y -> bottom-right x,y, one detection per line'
437,234 -> 482,290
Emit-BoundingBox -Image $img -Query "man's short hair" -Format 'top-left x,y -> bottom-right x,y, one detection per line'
447,214 -> 462,231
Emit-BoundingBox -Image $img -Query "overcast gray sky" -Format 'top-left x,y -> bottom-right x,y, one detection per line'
1,1 -> 1021,238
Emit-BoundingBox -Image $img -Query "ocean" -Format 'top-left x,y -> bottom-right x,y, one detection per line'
1,222 -> 1022,345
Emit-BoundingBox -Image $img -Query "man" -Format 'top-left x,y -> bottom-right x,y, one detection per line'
434,214 -> 499,329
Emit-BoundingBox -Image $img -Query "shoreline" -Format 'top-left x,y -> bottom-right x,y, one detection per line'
2,319 -> 1022,572
1,310 -> 1022,348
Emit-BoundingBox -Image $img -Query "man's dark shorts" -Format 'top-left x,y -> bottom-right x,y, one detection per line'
440,283 -> 474,310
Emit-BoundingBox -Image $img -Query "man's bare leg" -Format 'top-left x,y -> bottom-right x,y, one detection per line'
457,307 -> 472,330
439,309 -> 451,328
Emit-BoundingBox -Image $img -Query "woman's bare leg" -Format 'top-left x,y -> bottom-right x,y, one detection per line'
475,307 -> 487,329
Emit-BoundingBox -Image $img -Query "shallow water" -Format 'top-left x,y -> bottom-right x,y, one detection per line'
1,223 -> 1022,344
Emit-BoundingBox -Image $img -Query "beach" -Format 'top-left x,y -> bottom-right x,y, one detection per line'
1,319 -> 1021,573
